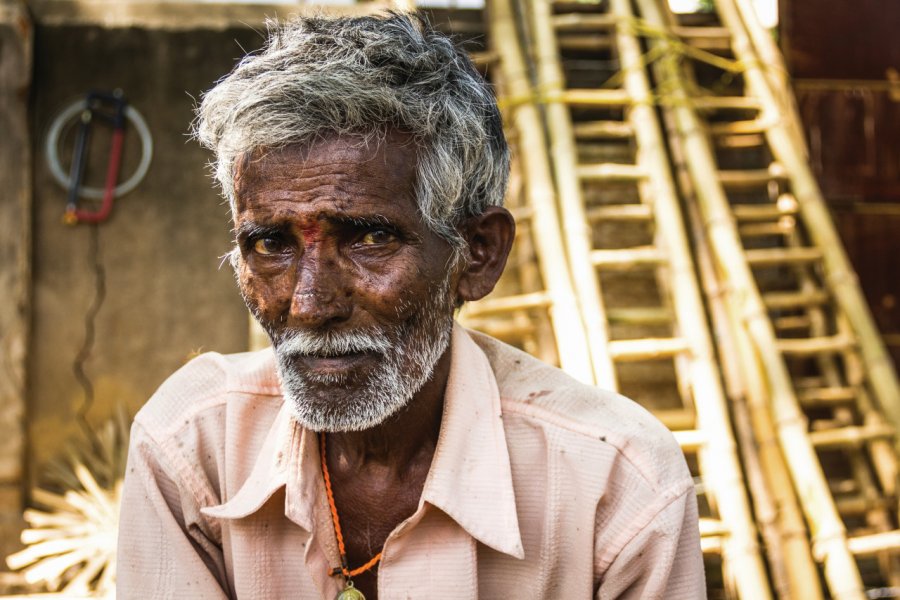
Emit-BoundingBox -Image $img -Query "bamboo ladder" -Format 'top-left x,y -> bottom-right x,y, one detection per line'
464,0 -> 597,385
506,0 -> 770,595
635,0 -> 900,596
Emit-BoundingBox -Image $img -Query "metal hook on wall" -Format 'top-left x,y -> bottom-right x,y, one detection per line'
45,90 -> 153,224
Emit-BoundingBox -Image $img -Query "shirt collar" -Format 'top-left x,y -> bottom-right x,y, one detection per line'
200,399 -> 296,521
420,323 -> 524,558
202,323 -> 523,560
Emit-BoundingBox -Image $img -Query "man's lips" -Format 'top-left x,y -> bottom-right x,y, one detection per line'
289,350 -> 379,375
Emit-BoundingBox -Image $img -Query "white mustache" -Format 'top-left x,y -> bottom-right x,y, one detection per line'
275,327 -> 392,358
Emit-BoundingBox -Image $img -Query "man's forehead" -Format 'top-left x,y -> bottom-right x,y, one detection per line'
233,131 -> 419,185
229,131 -> 433,235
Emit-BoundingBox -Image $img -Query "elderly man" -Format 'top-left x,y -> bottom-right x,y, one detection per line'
117,13 -> 703,600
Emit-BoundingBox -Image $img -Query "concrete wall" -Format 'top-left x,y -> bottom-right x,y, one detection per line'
27,23 -> 265,492
0,0 -> 32,562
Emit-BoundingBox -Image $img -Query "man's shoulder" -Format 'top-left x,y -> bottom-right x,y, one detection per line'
468,329 -> 687,489
134,348 -> 282,440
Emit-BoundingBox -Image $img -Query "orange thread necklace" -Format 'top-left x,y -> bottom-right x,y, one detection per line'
319,432 -> 382,600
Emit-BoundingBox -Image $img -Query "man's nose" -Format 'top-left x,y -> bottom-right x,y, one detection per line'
289,249 -> 352,328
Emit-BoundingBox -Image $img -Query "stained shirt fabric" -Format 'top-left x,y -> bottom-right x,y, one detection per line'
117,324 -> 705,599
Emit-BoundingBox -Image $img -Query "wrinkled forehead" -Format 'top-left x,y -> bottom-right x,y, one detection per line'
232,130 -> 419,202
229,131 -> 426,229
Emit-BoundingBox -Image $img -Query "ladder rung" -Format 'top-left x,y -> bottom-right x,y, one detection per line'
795,376 -> 826,389
708,119 -> 770,135
685,38 -> 732,51
578,163 -> 648,181
672,429 -> 706,452
699,517 -> 729,538
607,307 -> 672,325
745,247 -> 823,267
773,315 -> 812,331
738,221 -> 795,238
672,26 -> 732,51
552,13 -> 617,30
586,203 -> 653,222
847,530 -> 900,556
558,35 -> 613,52
829,478 -> 858,495
693,96 -> 761,111
797,386 -> 858,405
591,246 -> 665,270
733,203 -> 799,222
718,165 -> 788,188
573,120 -> 633,140
836,495 -> 896,517
672,25 -> 731,40
469,51 -> 499,66
465,291 -> 552,317
558,89 -> 632,107
463,319 -> 534,341
701,536 -> 723,555
608,337 -> 689,361
763,289 -> 830,309
808,423 -> 895,449
652,408 -> 695,430
776,334 -> 855,356
715,133 -> 766,149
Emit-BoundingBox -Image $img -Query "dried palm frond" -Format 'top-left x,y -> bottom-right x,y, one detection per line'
5,409 -> 130,597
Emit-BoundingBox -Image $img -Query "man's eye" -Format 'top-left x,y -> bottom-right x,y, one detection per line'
253,237 -> 285,255
358,229 -> 396,246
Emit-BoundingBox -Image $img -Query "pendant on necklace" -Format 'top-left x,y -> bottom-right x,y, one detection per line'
335,581 -> 366,600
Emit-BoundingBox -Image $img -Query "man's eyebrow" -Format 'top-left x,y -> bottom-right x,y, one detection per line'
324,214 -> 404,231
235,221 -> 286,239
327,214 -> 392,227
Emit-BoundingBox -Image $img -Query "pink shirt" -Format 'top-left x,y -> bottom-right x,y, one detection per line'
117,325 -> 704,599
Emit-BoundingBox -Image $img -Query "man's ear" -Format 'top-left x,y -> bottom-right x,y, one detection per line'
455,206 -> 516,302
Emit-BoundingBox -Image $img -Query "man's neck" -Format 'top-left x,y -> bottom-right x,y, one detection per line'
323,346 -> 452,477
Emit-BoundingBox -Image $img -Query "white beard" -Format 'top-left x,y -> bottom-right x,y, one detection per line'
269,279 -> 454,432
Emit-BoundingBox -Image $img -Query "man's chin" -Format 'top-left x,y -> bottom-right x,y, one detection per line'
281,386 -> 412,433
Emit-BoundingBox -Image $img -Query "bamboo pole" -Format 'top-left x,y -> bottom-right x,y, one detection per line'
487,0 -> 595,384
728,0 -> 809,158
714,0 -> 900,456
784,170 -> 899,587
607,1 -> 772,597
663,59 -> 821,592
460,124 -> 553,360
503,79 -> 560,366
525,0 -> 618,388
668,73 -> 820,600
637,0 -> 867,596
712,238 -> 825,600
684,194 -> 795,598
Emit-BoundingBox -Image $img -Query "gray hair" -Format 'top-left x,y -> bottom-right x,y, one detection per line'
195,12 -> 509,256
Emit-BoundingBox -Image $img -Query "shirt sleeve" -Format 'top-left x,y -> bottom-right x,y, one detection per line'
596,486 -> 706,600
117,422 -> 230,599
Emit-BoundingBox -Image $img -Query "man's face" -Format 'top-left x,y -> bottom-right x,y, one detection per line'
232,133 -> 458,432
